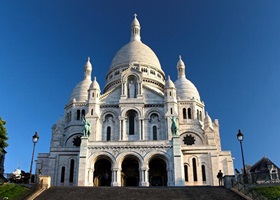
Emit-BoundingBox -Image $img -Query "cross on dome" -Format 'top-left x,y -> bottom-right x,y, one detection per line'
131,14 -> 141,41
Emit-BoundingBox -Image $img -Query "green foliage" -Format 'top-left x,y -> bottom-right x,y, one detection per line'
0,183 -> 30,200
0,117 -> 8,149
252,185 -> 280,199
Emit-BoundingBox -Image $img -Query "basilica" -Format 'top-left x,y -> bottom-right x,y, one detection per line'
36,15 -> 234,187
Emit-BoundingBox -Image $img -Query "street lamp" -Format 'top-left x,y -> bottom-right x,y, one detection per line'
29,132 -> 39,184
236,129 -> 248,184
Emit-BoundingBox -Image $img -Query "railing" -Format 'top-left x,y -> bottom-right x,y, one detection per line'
231,178 -> 269,200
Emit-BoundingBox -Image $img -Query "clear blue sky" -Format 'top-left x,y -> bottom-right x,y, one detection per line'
1,0 -> 280,174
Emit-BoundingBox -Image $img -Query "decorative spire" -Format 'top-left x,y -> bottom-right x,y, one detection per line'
84,57 -> 92,80
177,55 -> 186,79
130,13 -> 141,42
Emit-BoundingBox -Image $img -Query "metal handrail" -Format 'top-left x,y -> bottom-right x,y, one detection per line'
232,178 -> 269,200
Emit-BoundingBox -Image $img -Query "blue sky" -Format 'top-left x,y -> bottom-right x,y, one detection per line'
1,0 -> 280,174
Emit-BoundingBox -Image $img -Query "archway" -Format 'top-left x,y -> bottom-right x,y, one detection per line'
121,156 -> 140,186
149,157 -> 167,186
93,158 -> 112,186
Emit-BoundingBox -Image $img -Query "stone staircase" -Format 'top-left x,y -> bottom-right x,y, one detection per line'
34,186 -> 245,200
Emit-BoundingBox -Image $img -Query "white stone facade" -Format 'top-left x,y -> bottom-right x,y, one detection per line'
36,15 -> 234,187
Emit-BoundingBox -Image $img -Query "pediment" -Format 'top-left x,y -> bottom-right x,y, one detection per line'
143,86 -> 164,103
102,86 -> 122,103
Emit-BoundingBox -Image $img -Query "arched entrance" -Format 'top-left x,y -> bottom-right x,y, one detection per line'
93,158 -> 112,186
121,156 -> 140,186
149,157 -> 167,186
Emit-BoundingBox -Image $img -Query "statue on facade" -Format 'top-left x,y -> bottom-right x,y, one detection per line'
128,80 -> 136,98
83,116 -> 91,137
170,116 -> 178,136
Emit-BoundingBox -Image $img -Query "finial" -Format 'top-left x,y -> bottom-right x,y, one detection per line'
88,57 -> 90,62
94,76 -> 96,81
134,13 -> 137,18
179,55 -> 182,60
168,75 -> 170,80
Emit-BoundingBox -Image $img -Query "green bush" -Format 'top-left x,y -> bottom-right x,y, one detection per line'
0,183 -> 30,200
252,185 -> 280,199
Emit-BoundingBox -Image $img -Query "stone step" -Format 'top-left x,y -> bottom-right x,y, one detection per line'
35,186 -> 245,200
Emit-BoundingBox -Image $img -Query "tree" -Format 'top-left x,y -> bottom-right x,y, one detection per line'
0,117 -> 8,149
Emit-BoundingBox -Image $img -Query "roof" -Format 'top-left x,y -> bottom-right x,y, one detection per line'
250,156 -> 280,173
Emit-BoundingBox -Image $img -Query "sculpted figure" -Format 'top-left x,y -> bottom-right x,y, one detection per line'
128,81 -> 135,98
170,116 -> 178,136
83,116 -> 91,137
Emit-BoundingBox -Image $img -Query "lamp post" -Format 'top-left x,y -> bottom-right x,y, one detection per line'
236,129 -> 248,184
29,132 -> 39,184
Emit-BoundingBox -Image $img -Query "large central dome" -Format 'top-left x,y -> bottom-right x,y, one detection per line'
104,14 -> 165,93
110,40 -> 161,70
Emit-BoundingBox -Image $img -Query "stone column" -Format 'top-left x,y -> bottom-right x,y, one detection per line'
119,118 -> 124,141
140,166 -> 149,186
88,168 -> 94,186
112,168 -> 121,186
145,168 -> 150,186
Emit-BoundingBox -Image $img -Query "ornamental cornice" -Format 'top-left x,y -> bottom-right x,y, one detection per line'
88,144 -> 172,150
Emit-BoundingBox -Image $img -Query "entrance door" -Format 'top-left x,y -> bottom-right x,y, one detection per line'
93,158 -> 111,186
121,156 -> 139,186
149,157 -> 167,186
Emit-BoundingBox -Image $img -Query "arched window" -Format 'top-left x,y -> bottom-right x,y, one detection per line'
153,126 -> 157,140
170,108 -> 173,114
91,109 -> 93,115
183,108 -> 187,119
197,109 -> 199,120
200,111 -> 202,121
82,109 -> 85,118
107,126 -> 111,141
184,165 -> 188,182
69,111 -> 71,121
192,158 -> 197,182
92,92 -> 94,97
128,112 -> 135,135
169,91 -> 172,96
77,110 -> 80,120
188,108 -> 192,119
61,166 -> 65,183
202,165 -> 206,182
69,159 -> 75,183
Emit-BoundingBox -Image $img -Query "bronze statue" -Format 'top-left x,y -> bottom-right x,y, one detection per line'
170,116 -> 178,136
83,116 -> 91,137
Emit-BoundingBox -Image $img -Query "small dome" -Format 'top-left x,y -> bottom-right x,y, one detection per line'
177,55 -> 185,70
69,58 -> 92,102
131,14 -> 140,27
56,115 -> 64,125
174,77 -> 200,101
204,112 -> 212,123
85,57 -> 92,71
90,77 -> 100,90
204,112 -> 213,129
165,76 -> 175,89
69,79 -> 92,102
